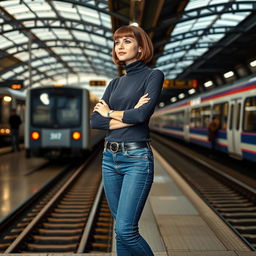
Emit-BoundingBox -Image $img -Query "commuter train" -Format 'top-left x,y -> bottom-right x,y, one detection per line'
150,76 -> 256,162
25,86 -> 105,158
0,88 -> 25,144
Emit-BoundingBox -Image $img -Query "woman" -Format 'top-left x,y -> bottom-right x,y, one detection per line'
90,25 -> 164,256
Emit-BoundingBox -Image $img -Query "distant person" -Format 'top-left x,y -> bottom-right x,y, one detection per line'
9,109 -> 22,152
208,116 -> 219,153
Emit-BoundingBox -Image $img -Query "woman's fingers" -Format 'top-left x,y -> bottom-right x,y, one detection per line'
140,93 -> 148,99
100,99 -> 107,105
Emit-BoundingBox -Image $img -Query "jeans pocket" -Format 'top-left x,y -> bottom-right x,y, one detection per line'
125,147 -> 152,159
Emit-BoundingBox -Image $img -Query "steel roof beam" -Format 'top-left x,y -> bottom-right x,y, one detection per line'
46,0 -> 100,76
154,26 -> 239,48
8,63 -> 115,80
62,0 -> 130,23
177,13 -> 256,79
150,1 -> 256,31
0,6 -> 76,76
1,39 -> 112,59
31,68 -> 115,86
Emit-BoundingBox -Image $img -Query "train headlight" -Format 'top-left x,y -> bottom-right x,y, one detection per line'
31,131 -> 40,140
72,131 -> 81,140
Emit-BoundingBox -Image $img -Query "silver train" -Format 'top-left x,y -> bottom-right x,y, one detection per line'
25,86 -> 105,158
0,88 -> 25,144
151,76 -> 256,162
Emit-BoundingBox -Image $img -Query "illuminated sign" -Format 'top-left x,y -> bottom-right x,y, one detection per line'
89,80 -> 106,86
163,80 -> 197,89
0,80 -> 24,90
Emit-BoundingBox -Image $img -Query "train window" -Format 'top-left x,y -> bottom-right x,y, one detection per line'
202,106 -> 210,128
31,89 -> 81,128
190,108 -> 201,128
236,103 -> 241,130
243,96 -> 256,132
164,111 -> 184,128
213,102 -> 228,130
229,104 -> 234,130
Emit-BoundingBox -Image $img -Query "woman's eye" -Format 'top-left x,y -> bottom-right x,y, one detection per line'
124,40 -> 131,44
114,41 -> 119,45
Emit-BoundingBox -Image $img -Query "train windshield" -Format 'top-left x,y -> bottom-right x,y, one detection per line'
31,88 -> 81,128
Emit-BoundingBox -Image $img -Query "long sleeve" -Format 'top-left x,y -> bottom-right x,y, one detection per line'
90,79 -> 115,130
122,70 -> 164,124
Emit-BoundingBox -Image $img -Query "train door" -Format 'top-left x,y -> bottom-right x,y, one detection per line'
227,98 -> 242,158
184,108 -> 190,142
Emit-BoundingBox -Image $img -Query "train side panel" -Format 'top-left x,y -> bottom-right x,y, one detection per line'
151,80 -> 256,162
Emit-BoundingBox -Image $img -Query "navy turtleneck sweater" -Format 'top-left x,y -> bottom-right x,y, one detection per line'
90,61 -> 164,142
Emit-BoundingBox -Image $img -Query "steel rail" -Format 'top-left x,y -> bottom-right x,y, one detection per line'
4,152 -> 96,254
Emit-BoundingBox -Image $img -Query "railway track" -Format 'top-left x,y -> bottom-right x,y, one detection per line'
0,150 -> 113,254
152,133 -> 256,251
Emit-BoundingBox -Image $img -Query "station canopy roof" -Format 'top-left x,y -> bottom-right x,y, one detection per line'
0,0 -> 255,100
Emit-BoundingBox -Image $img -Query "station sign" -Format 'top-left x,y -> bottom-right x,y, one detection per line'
0,80 -> 24,90
89,80 -> 106,86
163,79 -> 197,89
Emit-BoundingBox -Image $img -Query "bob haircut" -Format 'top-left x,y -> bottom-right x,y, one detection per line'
112,25 -> 153,65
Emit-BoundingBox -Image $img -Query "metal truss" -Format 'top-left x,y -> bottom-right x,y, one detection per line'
1,40 -> 112,60
153,1 -> 256,31
177,13 -> 256,79
154,26 -> 239,48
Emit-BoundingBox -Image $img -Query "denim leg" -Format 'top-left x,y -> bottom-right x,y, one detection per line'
115,148 -> 154,256
102,150 -> 133,256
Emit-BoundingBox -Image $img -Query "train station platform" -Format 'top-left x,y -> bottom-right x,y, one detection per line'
0,148 -> 254,255
138,148 -> 253,256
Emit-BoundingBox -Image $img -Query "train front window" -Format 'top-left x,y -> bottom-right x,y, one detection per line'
31,88 -> 81,128
243,96 -> 256,132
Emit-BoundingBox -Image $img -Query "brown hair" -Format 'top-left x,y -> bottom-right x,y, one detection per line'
112,25 -> 153,65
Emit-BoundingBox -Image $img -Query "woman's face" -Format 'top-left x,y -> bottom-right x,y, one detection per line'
114,36 -> 141,65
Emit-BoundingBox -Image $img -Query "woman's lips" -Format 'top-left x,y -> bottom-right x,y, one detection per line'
118,52 -> 126,55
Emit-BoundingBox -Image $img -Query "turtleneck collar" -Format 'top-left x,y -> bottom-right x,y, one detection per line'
124,61 -> 148,75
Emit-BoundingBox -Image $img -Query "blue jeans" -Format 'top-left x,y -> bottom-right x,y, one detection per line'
102,145 -> 154,256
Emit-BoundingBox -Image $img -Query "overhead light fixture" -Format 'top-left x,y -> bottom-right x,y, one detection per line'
129,22 -> 139,26
204,80 -> 213,88
188,88 -> 196,94
159,102 -> 165,107
170,97 -> 177,103
3,96 -> 12,102
178,93 -> 185,99
250,60 -> 256,67
224,71 -> 234,78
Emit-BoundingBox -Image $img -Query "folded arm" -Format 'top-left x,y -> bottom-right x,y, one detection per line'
93,93 -> 151,130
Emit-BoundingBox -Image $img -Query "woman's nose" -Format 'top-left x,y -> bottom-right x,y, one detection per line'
118,41 -> 124,49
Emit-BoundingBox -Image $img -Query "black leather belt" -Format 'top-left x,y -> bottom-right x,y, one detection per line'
105,141 -> 149,153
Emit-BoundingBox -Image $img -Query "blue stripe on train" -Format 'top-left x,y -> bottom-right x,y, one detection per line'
241,134 -> 256,145
162,125 -> 183,131
189,138 -> 210,148
216,143 -> 228,153
190,128 -> 227,139
242,151 -> 256,162
189,128 -> 207,135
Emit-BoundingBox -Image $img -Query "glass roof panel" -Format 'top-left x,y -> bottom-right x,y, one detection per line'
157,0 -> 253,78
51,29 -> 73,40
31,29 -> 57,40
0,0 -> 114,86
1,71 -> 15,79
73,31 -> 91,41
0,36 -> 14,48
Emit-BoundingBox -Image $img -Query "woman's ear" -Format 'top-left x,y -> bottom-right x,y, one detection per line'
138,47 -> 142,53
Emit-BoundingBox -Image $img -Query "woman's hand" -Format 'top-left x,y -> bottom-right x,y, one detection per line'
134,93 -> 150,109
93,99 -> 110,117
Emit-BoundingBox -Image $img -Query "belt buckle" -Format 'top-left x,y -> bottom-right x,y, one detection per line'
110,142 -> 119,153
